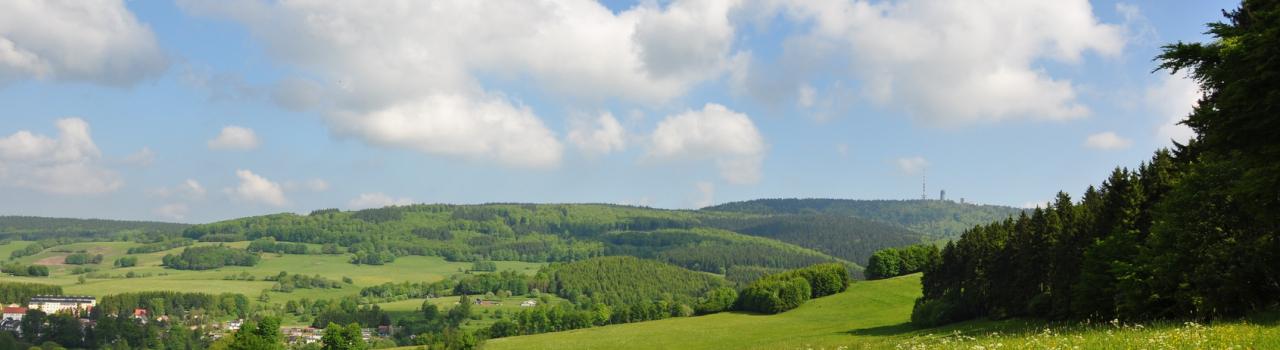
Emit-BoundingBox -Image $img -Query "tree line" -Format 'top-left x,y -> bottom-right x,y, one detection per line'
161,245 -> 259,270
915,2 -> 1280,326
864,244 -> 939,280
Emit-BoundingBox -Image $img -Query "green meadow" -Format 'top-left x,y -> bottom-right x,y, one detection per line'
476,274 -> 1280,350
0,240 -> 543,312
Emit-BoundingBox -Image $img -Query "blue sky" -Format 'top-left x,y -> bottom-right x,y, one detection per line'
0,0 -> 1232,223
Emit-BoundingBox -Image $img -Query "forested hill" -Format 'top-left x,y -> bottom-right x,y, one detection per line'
703,199 -> 1023,238
176,203 -> 938,277
0,216 -> 189,240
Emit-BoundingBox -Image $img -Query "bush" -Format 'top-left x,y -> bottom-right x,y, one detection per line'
114,256 -> 138,267
64,253 -> 104,265
762,262 -> 850,298
910,295 -> 964,328
736,277 -> 811,314
695,287 -> 738,314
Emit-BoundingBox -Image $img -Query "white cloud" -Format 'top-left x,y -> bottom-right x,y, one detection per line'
649,103 -> 766,184
1021,201 -> 1047,209
0,0 -> 166,86
836,143 -> 849,157
207,126 -> 260,151
181,179 -> 207,198
568,113 -> 627,157
123,147 -> 155,167
797,84 -> 817,108
180,0 -> 744,167
347,192 -> 414,210
1147,74 -> 1199,144
761,0 -> 1123,124
149,179 -> 207,200
154,203 -> 190,220
896,156 -> 928,175
228,169 -> 287,206
0,118 -> 121,194
1084,131 -> 1132,150
332,94 -> 563,168
693,181 -> 716,208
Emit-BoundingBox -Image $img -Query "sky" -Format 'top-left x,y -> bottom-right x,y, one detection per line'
0,0 -> 1234,223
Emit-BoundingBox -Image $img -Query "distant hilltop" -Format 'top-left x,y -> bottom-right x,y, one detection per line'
702,198 -> 1024,239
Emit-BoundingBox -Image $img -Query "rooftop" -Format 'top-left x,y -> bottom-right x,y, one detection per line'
29,295 -> 96,302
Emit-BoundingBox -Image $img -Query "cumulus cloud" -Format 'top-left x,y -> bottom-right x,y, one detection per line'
0,118 -> 121,194
1147,74 -> 1199,144
332,94 -> 563,168
758,0 -> 1124,124
896,156 -> 928,175
0,0 -> 166,86
228,170 -> 287,206
1084,131 -> 1132,150
207,126 -> 260,151
649,103 -> 766,184
568,113 -> 627,157
180,0 -> 744,167
347,192 -> 413,210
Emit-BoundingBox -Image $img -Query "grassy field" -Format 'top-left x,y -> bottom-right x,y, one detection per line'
378,294 -> 570,331
0,240 -> 543,310
479,274 -> 1280,350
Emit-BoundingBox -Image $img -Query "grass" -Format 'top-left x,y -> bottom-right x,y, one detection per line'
0,240 -> 544,322
483,274 -> 1280,350
485,274 -> 924,350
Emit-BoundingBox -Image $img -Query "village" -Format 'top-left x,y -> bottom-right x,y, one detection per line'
1,294 -> 544,347
0,295 -> 409,346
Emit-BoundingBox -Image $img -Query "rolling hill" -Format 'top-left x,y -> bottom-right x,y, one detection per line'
0,216 -> 189,240
178,204 -> 857,275
704,198 -> 1023,238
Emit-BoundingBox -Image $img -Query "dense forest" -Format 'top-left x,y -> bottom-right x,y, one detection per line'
177,204 -> 871,276
0,216 -> 188,241
914,2 -> 1280,326
705,198 -> 1022,238
701,214 -> 923,265
536,256 -> 729,306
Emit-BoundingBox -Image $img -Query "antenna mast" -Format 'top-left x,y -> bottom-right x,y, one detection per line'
921,170 -> 927,200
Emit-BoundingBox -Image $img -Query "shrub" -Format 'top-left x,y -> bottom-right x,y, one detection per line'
695,287 -> 738,314
736,277 -> 811,314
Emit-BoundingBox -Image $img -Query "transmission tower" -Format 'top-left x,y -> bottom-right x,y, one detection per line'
921,170 -> 927,200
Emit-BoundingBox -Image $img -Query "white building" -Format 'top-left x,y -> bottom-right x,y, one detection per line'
27,295 -> 95,315
2,304 -> 26,320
